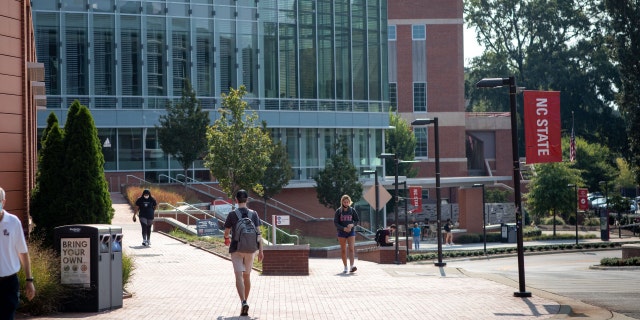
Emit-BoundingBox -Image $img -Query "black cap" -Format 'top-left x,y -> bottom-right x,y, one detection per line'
142,189 -> 151,195
236,189 -> 248,200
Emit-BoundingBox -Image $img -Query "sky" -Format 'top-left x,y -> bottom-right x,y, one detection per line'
463,25 -> 484,67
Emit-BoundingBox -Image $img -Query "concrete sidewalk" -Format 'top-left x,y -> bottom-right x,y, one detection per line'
25,193 -> 620,320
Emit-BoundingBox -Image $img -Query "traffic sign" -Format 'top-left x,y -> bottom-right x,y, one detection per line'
363,185 -> 392,211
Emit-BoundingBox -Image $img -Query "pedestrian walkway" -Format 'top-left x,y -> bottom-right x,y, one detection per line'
25,193 -> 624,320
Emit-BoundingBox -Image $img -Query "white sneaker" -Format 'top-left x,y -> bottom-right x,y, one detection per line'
343,267 -> 348,273
147,240 -> 151,246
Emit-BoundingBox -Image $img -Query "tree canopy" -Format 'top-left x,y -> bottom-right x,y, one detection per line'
204,86 -> 273,201
385,113 -> 417,178
157,80 -> 210,178
314,137 -> 363,210
464,0 -> 627,156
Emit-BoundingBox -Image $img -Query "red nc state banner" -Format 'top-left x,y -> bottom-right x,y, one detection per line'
578,188 -> 589,211
524,90 -> 562,164
408,186 -> 422,213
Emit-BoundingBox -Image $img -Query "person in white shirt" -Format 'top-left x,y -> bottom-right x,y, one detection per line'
0,187 -> 36,320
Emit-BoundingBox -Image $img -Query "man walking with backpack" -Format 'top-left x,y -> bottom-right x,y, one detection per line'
223,190 -> 263,317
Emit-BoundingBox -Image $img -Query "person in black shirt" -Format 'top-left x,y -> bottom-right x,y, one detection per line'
378,224 -> 396,247
333,194 -> 360,273
134,189 -> 157,246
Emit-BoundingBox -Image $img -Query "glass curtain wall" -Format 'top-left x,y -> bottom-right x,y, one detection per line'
32,0 -> 389,183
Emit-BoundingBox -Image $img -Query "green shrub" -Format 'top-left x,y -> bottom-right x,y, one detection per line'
523,226 -> 542,237
583,217 -> 601,226
17,239 -> 70,316
601,257 -> 640,266
122,251 -> 135,290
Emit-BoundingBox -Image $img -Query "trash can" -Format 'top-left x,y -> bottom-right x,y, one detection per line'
501,223 -> 517,243
600,209 -> 610,241
54,224 -> 123,312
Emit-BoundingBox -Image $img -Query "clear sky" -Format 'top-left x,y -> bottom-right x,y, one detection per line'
463,25 -> 484,67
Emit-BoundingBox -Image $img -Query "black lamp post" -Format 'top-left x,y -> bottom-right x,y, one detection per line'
411,118 -> 445,267
379,153 -> 400,264
599,181 -> 612,238
473,184 -> 487,255
476,76 -> 530,297
363,169 -> 379,229
568,184 -> 578,245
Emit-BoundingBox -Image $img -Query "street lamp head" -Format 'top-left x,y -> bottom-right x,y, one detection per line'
362,169 -> 376,174
472,183 -> 484,188
411,118 -> 435,126
475,77 -> 510,88
567,184 -> 576,187
598,181 -> 606,185
378,153 -> 396,159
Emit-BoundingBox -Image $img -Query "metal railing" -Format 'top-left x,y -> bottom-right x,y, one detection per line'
156,202 -> 204,226
175,174 -> 318,222
126,175 -> 151,185
260,219 -> 300,245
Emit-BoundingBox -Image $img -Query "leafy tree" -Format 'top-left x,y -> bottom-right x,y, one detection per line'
464,0 -> 627,156
205,86 -> 273,201
259,140 -> 293,221
385,113 -> 417,178
602,0 -> 640,183
563,136 -> 616,191
62,101 -> 113,225
614,158 -> 635,190
157,80 -> 210,179
314,137 -> 363,210
525,162 -> 582,235
485,188 -> 510,203
30,113 -> 66,246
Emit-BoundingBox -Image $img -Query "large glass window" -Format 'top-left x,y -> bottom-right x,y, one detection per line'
299,0 -> 317,100
35,13 -> 60,96
93,14 -> 116,97
144,128 -> 167,170
147,17 -> 167,96
413,82 -> 426,112
118,128 -> 143,170
352,0 -> 367,101
98,128 -> 117,170
195,19 -> 215,96
317,0 -> 334,100
172,18 -> 190,95
335,0 -> 351,100
218,19 -> 237,94
415,127 -> 428,157
65,13 -> 89,95
367,1 -> 381,101
279,1 -> 298,99
238,21 -> 258,96
120,15 -> 142,98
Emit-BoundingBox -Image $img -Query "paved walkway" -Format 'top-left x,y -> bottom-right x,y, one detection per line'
25,193 -> 630,320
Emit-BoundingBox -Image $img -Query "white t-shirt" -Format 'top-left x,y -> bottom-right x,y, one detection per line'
0,210 -> 29,277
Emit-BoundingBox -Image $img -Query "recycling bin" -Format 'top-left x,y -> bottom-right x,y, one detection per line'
501,223 -> 517,243
54,224 -> 123,312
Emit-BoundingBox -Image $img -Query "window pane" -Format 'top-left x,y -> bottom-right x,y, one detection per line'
118,128 -> 143,170
93,14 -> 116,96
413,82 -> 426,112
412,25 -> 425,40
121,15 -> 142,97
415,127 -> 427,157
388,25 -> 396,40
147,17 -> 166,96
65,13 -> 89,95
389,83 -> 397,109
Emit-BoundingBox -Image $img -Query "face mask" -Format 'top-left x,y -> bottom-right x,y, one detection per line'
0,203 -> 3,212
144,195 -> 149,199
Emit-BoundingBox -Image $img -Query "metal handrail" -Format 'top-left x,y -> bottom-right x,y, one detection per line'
158,174 -> 183,185
126,175 -> 151,185
176,174 -> 223,198
177,174 -> 317,221
260,220 -> 300,245
156,202 -> 204,226
176,202 -> 220,222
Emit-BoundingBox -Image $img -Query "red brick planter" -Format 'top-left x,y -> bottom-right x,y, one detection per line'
262,244 -> 310,275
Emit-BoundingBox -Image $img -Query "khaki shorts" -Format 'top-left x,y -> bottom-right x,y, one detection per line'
230,251 -> 256,273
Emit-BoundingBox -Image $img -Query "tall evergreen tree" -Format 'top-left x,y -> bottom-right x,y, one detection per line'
62,100 -> 113,225
314,137 -> 363,210
205,86 -> 273,200
30,113 -> 66,246
157,80 -> 210,180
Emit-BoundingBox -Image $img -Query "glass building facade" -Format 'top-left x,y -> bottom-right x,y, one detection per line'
33,0 -> 390,183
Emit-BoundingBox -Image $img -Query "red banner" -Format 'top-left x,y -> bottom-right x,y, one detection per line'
524,91 -> 562,164
578,188 -> 589,211
408,186 -> 422,213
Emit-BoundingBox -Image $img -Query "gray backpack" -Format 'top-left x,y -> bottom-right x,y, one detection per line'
233,208 -> 260,253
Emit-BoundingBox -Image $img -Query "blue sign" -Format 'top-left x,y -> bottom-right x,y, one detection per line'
196,219 -> 220,237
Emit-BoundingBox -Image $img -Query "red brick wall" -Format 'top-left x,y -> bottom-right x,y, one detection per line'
357,246 -> 408,264
388,0 -> 462,19
262,245 -> 310,275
